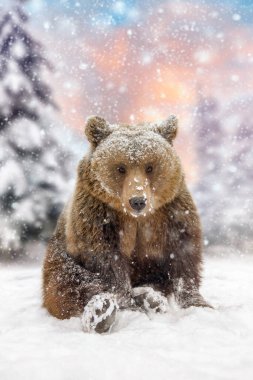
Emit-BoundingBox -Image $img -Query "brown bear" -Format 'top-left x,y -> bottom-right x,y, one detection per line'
43,115 -> 211,333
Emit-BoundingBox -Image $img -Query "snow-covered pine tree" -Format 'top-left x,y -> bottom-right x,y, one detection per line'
0,1 -> 55,129
0,1 -> 72,258
194,95 -> 253,249
218,96 -> 253,249
194,96 -> 226,246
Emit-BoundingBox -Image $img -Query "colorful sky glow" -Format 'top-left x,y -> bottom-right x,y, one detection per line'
3,0 -> 252,182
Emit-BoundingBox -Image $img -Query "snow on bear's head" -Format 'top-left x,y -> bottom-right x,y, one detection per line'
84,115 -> 184,218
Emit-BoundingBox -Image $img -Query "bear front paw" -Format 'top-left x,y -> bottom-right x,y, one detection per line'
132,286 -> 169,313
82,293 -> 118,333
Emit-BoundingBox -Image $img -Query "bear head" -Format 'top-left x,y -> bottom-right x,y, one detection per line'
84,115 -> 184,218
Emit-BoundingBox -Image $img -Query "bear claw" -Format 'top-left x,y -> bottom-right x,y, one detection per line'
176,291 -> 213,309
82,293 -> 118,333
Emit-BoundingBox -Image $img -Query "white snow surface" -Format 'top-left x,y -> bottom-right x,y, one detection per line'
0,255 -> 253,380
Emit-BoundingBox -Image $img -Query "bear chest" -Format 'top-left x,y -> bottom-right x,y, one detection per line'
119,216 -> 167,260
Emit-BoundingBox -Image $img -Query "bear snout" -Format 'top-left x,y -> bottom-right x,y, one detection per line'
129,197 -> 147,212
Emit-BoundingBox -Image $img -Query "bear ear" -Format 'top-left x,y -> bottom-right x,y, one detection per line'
85,116 -> 111,147
153,115 -> 178,143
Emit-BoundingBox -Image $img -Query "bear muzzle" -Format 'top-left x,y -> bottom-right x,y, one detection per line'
129,197 -> 147,212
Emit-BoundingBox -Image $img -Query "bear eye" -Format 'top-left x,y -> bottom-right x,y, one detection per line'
118,165 -> 126,174
146,165 -> 153,174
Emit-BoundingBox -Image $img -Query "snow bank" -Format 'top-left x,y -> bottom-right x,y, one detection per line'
0,255 -> 253,380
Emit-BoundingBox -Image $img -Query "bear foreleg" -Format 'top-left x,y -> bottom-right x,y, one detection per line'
43,237 -> 132,320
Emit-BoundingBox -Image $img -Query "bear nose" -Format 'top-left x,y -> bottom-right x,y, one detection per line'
129,197 -> 146,211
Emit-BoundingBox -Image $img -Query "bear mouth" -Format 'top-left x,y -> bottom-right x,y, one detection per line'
130,209 -> 146,218
125,205 -> 154,219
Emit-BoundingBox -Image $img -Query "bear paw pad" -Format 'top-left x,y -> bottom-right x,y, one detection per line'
82,293 -> 118,333
132,287 -> 169,313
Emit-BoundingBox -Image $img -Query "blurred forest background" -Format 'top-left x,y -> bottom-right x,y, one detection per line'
0,0 -> 252,261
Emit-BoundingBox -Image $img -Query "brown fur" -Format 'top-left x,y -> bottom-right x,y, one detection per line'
43,116 -> 210,320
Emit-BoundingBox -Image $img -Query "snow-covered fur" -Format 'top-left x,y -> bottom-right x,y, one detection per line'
43,115 -> 211,332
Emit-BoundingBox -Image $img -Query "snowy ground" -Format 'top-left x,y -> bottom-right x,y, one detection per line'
0,255 -> 253,380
